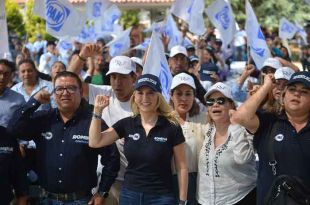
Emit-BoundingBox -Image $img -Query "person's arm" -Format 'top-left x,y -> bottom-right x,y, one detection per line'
276,57 -> 300,72
174,143 -> 188,204
231,74 -> 274,134
89,95 -> 119,148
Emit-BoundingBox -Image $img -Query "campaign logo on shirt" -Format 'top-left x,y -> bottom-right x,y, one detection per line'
274,134 -> 284,142
41,132 -> 53,140
154,137 -> 167,143
0,146 -> 14,154
72,135 -> 89,144
128,133 -> 140,141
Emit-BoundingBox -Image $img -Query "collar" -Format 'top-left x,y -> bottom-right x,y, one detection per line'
133,114 -> 167,127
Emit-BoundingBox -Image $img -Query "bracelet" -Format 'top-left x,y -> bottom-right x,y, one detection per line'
92,112 -> 102,119
78,54 -> 87,62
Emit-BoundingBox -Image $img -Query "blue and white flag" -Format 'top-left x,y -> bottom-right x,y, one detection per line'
33,0 -> 86,38
206,0 -> 237,48
279,17 -> 297,40
165,14 -> 183,50
143,32 -> 172,101
86,0 -> 111,20
101,5 -> 121,32
133,38 -> 151,51
75,25 -> 97,44
171,0 -> 205,35
0,0 -> 10,59
106,27 -> 131,57
245,0 -> 271,70
295,22 -> 308,45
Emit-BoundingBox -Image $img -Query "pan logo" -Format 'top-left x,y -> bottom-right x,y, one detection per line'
274,134 -> 284,142
46,0 -> 71,32
215,6 -> 230,30
129,133 -> 140,141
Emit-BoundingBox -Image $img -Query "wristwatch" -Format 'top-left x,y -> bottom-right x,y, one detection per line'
98,191 -> 109,198
179,199 -> 188,205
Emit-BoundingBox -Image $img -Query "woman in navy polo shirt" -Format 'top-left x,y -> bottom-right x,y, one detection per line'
89,74 -> 188,205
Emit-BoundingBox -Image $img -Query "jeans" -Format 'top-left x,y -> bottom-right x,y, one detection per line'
119,187 -> 176,205
39,197 -> 89,205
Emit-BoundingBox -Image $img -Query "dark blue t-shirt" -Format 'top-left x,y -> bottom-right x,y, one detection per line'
113,115 -> 185,194
254,112 -> 310,205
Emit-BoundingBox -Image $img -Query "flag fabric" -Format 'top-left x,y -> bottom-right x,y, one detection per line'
75,25 -> 97,44
0,0 -> 10,59
170,0 -> 205,35
165,14 -> 183,50
143,32 -> 172,101
133,38 -> 151,51
33,0 -> 86,38
279,17 -> 297,39
245,0 -> 271,70
295,22 -> 308,45
206,0 -> 237,48
86,0 -> 111,20
305,0 -> 310,5
106,27 -> 132,57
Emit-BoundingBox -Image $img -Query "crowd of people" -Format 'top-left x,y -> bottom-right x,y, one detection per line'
0,24 -> 310,205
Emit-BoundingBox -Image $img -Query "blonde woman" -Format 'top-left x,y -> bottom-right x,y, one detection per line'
170,72 -> 206,205
89,74 -> 188,205
197,82 -> 257,205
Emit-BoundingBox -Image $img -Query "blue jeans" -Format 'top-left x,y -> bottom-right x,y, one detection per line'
39,197 -> 89,205
119,187 -> 175,205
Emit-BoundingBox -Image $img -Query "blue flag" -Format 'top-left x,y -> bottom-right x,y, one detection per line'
106,27 -> 131,57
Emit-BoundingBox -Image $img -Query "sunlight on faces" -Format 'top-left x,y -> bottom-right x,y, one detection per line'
51,62 -> 66,80
18,62 -> 38,85
110,73 -> 136,102
171,84 -> 195,116
169,54 -> 188,75
54,76 -> 82,113
207,91 -> 234,123
283,83 -> 310,114
134,86 -> 159,113
273,79 -> 288,101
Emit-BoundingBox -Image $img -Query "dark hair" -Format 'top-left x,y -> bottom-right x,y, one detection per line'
52,61 -> 66,70
0,59 -> 16,72
53,71 -> 82,89
47,41 -> 56,47
170,88 -> 200,117
18,59 -> 37,71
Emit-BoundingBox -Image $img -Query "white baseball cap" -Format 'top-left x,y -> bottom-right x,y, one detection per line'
262,58 -> 282,71
274,67 -> 295,81
204,82 -> 233,100
106,56 -> 136,76
171,73 -> 196,90
130,57 -> 143,68
170,45 -> 188,57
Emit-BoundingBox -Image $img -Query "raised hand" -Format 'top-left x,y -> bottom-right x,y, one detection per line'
79,43 -> 102,59
33,88 -> 51,104
94,95 -> 109,115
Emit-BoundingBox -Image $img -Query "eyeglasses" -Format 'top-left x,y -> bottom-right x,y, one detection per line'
54,85 -> 78,95
206,97 -> 227,106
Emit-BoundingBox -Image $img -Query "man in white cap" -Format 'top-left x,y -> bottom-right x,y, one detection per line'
69,44 -> 137,205
261,58 -> 282,74
169,45 -> 189,76
273,66 -> 295,100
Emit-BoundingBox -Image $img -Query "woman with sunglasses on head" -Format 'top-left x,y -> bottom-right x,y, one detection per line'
170,73 -> 207,205
197,82 -> 257,205
89,74 -> 188,205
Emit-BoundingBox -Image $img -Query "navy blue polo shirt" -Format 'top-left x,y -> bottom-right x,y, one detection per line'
0,126 -> 27,204
7,97 -> 120,194
112,115 -> 185,194
254,111 -> 310,205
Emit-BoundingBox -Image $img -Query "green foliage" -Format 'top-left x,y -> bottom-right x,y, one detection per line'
120,10 -> 140,29
24,0 -> 55,42
5,0 -> 25,37
205,0 -> 310,30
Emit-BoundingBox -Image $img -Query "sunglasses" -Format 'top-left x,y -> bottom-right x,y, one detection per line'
206,97 -> 227,106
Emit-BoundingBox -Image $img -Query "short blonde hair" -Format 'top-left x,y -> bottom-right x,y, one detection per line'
130,91 -> 179,125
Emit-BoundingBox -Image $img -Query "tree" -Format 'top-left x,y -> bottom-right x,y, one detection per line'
120,10 -> 140,29
5,0 -> 25,38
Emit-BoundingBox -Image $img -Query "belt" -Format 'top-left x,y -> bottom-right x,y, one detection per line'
46,191 -> 89,202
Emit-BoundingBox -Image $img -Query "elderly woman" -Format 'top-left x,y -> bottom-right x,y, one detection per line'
170,72 -> 206,205
197,82 -> 257,205
231,71 -> 310,205
89,74 -> 188,205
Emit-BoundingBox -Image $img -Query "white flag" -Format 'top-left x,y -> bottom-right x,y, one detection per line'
305,0 -> 310,5
86,0 -> 111,20
143,32 -> 172,101
106,27 -> 131,57
295,22 -> 308,45
33,0 -> 86,38
279,17 -> 297,40
171,0 -> 205,35
165,14 -> 183,50
0,0 -> 10,59
206,0 -> 237,48
133,38 -> 151,51
245,0 -> 271,70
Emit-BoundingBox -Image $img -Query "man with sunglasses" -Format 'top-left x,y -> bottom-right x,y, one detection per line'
231,71 -> 310,205
8,71 -> 120,205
